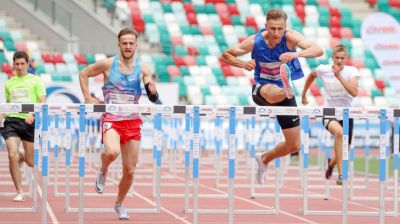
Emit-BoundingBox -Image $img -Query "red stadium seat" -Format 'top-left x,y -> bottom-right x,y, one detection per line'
317,0 -> 330,7
187,46 -> 199,56
183,3 -> 195,14
186,13 -> 198,25
200,25 -> 213,35
294,0 -> 305,5
53,54 -> 65,64
227,4 -> 240,15
171,36 -> 183,45
329,7 -> 341,17
329,16 -> 341,28
245,16 -> 258,32
340,28 -> 353,39
295,5 -> 306,24
75,54 -> 88,65
173,56 -> 186,67
330,27 -> 341,38
41,53 -> 54,63
15,42 -> 27,51
310,82 -> 321,96
351,59 -> 364,69
183,56 -> 196,66
375,80 -> 385,90
1,63 -> 13,76
219,13 -> 232,25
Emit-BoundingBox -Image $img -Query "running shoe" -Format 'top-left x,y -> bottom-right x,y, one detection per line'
114,203 -> 129,220
255,152 -> 268,185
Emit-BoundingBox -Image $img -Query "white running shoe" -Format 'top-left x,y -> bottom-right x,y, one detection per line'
255,152 -> 268,185
95,172 -> 106,194
13,192 -> 24,202
114,203 -> 129,220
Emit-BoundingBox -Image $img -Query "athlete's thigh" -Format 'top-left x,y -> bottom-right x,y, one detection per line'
103,128 -> 122,154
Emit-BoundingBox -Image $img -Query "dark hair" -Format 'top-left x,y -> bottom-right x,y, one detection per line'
13,51 -> 29,63
118,28 -> 138,41
266,9 -> 287,21
333,44 -> 348,55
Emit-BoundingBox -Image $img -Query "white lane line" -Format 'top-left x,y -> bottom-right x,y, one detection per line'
37,183 -> 59,224
171,173 -> 318,224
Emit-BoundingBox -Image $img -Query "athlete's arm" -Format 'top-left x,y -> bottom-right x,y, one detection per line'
280,30 -> 323,62
220,35 -> 256,71
79,58 -> 112,103
142,63 -> 158,102
301,71 -> 317,105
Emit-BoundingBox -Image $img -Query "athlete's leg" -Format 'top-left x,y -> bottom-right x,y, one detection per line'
6,136 -> 23,193
327,120 -> 344,176
259,84 -> 287,104
115,139 -> 140,205
21,140 -> 34,167
260,125 -> 301,165
101,129 -> 121,173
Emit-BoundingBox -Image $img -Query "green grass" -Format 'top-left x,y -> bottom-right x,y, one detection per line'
294,156 -> 396,177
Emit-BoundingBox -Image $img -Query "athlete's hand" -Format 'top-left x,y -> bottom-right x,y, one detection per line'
332,64 -> 341,77
25,113 -> 34,125
302,95 -> 309,105
85,96 -> 100,104
279,52 -> 299,63
243,59 -> 255,71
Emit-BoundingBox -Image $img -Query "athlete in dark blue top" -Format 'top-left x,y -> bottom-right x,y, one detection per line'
220,9 -> 323,185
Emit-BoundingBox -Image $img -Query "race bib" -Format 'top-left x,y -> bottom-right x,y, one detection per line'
10,88 -> 30,103
109,93 -> 135,104
259,62 -> 283,81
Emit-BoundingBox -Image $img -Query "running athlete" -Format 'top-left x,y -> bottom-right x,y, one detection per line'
79,28 -> 159,220
302,44 -> 359,185
0,51 -> 46,201
220,9 -> 323,184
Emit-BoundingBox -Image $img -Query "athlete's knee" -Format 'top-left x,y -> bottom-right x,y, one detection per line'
286,139 -> 301,153
333,129 -> 343,139
102,151 -> 119,161
26,160 -> 34,167
122,166 -> 136,180
8,151 -> 19,161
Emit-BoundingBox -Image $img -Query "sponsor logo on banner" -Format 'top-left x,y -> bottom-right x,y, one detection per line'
362,13 -> 400,92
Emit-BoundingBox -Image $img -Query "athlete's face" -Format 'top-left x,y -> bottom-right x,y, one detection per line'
332,51 -> 347,70
265,19 -> 286,43
13,58 -> 29,76
118,34 -> 137,60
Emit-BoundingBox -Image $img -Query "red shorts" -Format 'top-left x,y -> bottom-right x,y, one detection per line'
101,119 -> 143,144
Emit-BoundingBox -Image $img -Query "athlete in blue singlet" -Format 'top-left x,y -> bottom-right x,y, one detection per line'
79,28 -> 159,220
220,9 -> 323,185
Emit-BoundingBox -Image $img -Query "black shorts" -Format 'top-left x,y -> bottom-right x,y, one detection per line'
0,117 -> 35,142
252,84 -> 300,129
322,118 -> 354,145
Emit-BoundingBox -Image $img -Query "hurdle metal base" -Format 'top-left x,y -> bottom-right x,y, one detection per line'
186,208 -> 278,215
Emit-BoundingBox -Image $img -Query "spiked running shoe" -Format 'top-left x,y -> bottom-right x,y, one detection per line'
336,175 -> 343,185
255,152 -> 268,185
114,203 -> 130,220
325,158 -> 333,180
95,172 -> 106,194
280,63 -> 294,99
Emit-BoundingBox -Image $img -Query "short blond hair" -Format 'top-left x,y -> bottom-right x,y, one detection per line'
266,9 -> 287,21
333,44 -> 348,55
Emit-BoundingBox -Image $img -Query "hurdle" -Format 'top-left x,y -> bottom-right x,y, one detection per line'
190,106 -> 278,224
302,108 -> 399,224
